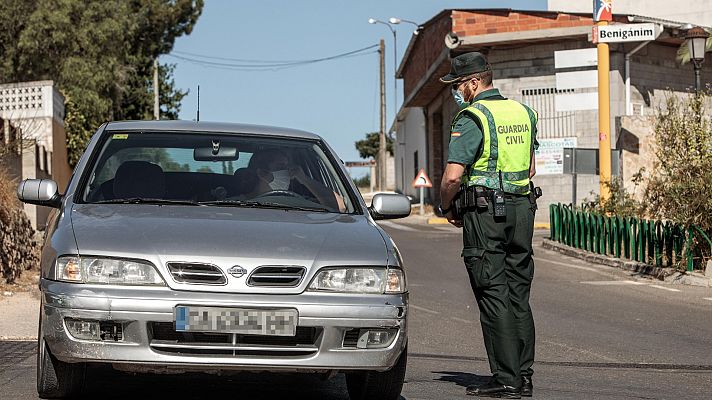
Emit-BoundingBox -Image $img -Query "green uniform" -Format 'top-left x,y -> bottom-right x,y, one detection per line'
447,88 -> 538,388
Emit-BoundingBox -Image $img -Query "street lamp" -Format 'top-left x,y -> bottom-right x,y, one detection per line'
686,26 -> 709,92
388,17 -> 422,35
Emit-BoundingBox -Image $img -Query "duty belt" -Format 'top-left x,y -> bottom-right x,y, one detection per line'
451,183 -> 542,219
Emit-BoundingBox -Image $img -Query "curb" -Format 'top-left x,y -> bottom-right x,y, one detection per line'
541,239 -> 712,287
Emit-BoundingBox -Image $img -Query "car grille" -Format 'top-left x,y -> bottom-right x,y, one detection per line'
247,266 -> 306,287
167,262 -> 226,285
149,322 -> 321,357
342,328 -> 360,348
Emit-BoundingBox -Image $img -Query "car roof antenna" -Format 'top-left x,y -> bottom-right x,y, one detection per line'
196,84 -> 200,122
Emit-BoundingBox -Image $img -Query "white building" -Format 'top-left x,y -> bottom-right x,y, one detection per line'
0,80 -> 72,230
547,0 -> 712,27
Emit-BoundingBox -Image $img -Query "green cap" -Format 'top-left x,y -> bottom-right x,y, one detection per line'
440,52 -> 491,83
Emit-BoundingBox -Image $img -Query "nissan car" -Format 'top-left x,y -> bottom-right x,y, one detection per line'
18,120 -> 411,399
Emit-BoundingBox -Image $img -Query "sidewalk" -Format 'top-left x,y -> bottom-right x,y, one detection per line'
0,291 -> 39,340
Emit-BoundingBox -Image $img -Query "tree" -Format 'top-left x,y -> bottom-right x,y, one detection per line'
355,132 -> 393,159
0,0 -> 203,166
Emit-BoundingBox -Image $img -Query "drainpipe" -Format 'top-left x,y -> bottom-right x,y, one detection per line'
625,41 -> 651,115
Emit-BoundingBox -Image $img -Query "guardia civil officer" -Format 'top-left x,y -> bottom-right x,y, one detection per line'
437,52 -> 539,398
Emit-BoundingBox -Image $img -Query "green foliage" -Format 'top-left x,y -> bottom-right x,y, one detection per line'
0,0 -> 204,167
676,29 -> 712,65
580,171 -> 647,217
352,174 -> 370,188
355,132 -> 393,159
645,91 -> 712,233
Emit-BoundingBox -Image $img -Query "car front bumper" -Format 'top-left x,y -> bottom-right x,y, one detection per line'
40,279 -> 408,373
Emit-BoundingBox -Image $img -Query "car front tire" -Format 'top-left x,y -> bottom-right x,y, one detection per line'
345,347 -> 407,400
37,316 -> 85,398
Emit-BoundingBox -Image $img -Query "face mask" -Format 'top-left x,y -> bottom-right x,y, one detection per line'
452,88 -> 468,109
267,169 -> 291,190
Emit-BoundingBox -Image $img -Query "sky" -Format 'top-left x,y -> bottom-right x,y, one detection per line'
165,0 -> 547,177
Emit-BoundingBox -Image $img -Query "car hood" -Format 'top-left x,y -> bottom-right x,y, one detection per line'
69,204 -> 388,293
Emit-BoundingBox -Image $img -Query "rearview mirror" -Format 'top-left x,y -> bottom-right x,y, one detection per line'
17,179 -> 62,208
369,194 -> 411,220
194,143 -> 238,161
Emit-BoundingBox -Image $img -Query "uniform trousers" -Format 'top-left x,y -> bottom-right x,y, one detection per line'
461,195 -> 536,388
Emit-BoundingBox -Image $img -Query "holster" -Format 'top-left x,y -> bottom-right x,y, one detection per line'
529,182 -> 542,211
451,185 -> 466,220
451,184 -> 489,219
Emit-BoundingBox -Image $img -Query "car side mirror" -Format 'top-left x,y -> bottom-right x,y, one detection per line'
369,194 -> 411,220
17,179 -> 62,209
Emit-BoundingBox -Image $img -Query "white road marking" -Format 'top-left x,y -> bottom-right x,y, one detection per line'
377,221 -> 419,232
431,225 -> 461,233
450,316 -> 473,324
580,280 -> 647,286
648,285 -> 681,292
540,339 -> 620,362
410,305 -> 440,315
534,256 -> 609,274
703,298 -> 712,302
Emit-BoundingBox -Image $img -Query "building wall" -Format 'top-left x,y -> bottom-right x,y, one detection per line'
394,107 -> 427,199
0,81 -> 69,230
400,9 -> 712,223
547,0 -> 712,27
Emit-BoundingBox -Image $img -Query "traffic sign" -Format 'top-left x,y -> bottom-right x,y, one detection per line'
412,168 -> 432,188
593,23 -> 661,43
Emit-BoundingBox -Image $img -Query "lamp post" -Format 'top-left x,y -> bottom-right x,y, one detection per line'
389,17 -> 421,35
686,26 -> 709,93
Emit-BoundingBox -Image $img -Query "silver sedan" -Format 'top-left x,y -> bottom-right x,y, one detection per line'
18,121 -> 411,400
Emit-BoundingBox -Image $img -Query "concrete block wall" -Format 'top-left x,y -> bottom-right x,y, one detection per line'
534,174 -> 600,223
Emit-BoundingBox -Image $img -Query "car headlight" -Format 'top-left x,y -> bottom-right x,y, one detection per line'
55,256 -> 165,285
308,267 -> 406,294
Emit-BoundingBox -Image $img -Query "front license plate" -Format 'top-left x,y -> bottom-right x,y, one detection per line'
174,306 -> 298,336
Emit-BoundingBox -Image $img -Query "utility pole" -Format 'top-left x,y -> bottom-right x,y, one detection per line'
379,39 -> 387,192
597,22 -> 611,203
153,58 -> 160,120
594,0 -> 612,203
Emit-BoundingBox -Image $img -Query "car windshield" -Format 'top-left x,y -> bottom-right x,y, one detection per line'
79,132 -> 355,213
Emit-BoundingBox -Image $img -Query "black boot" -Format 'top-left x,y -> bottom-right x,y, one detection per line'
521,376 -> 533,397
466,380 -> 521,398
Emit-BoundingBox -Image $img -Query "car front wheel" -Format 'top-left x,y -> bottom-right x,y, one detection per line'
37,317 -> 85,398
345,347 -> 407,400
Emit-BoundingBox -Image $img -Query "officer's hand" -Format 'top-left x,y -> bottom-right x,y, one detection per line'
447,216 -> 463,228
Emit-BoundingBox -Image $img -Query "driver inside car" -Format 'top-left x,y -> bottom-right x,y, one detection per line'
240,149 -> 346,212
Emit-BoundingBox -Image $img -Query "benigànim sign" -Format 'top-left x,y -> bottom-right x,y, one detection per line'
595,23 -> 659,43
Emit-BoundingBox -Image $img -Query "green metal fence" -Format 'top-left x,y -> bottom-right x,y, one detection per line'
549,203 -> 712,271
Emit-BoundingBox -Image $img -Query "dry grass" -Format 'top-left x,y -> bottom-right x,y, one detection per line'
0,167 -> 19,224
0,271 -> 39,295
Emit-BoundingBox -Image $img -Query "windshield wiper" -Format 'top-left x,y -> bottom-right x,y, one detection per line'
255,201 -> 332,213
198,199 -> 263,207
199,199 -> 331,213
94,198 -> 205,206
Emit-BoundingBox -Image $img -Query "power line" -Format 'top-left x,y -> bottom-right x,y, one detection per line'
165,44 -> 379,71
172,50 -> 305,63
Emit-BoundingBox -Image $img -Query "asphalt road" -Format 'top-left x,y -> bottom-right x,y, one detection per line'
2,218 -> 712,399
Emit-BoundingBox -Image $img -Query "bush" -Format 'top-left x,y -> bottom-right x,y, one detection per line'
644,90 -> 712,268
0,168 -> 40,284
580,171 -> 646,217
645,91 -> 712,232
352,174 -> 370,188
